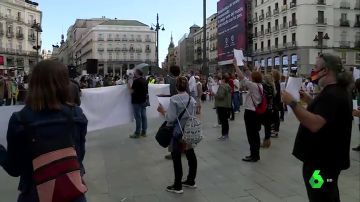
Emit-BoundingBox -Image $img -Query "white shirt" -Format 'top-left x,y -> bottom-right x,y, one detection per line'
240,78 -> 263,111
233,79 -> 240,92
188,76 -> 196,93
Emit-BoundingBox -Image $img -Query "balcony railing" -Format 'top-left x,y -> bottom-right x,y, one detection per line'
281,23 -> 288,30
107,48 -> 114,52
339,41 -> 350,48
266,12 -> 271,18
16,33 -> 24,39
136,49 -> 142,53
114,47 -> 121,52
272,26 -> 280,32
122,38 -> 128,42
115,37 -> 121,41
107,38 -> 113,41
145,39 -> 151,42
265,28 -> 271,34
258,31 -> 264,37
98,37 -> 104,41
0,30 -> 4,36
340,19 -> 350,27
340,2 -> 350,9
136,38 -> 142,42
290,1 -> 297,8
129,38 -> 135,42
28,35 -> 36,41
253,17 -> 258,23
281,5 -> 288,12
317,0 -> 326,5
122,48 -> 128,52
253,32 -> 258,38
17,17 -> 23,22
289,20 -> 297,27
129,48 -> 135,52
316,18 -> 327,25
6,32 -> 14,38
97,47 -> 104,51
259,14 -> 264,21
273,9 -> 279,15
145,49 -> 151,53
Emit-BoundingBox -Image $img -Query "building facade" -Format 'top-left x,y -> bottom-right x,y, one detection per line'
193,13 -> 218,73
163,34 -> 177,71
54,18 -> 156,75
0,0 -> 42,74
178,25 -> 200,71
251,0 -> 360,75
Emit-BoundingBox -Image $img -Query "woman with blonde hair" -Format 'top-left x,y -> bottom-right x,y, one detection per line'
260,74 -> 275,148
271,70 -> 282,137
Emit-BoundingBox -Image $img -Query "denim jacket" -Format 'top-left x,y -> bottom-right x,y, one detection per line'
0,105 -> 88,201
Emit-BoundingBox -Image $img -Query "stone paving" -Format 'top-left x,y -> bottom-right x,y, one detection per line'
0,102 -> 359,202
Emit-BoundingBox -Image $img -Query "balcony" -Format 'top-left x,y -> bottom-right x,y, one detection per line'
17,17 -> 23,22
253,17 -> 258,23
317,0 -> 326,5
114,47 -> 121,52
115,37 -> 121,41
145,39 -> 151,42
356,3 -> 360,10
266,12 -> 271,18
355,41 -> 360,48
145,49 -> 151,53
281,23 -> 288,30
16,33 -> 24,39
340,2 -> 350,9
6,32 -> 14,38
316,18 -> 327,25
136,49 -> 142,53
259,14 -> 264,21
281,5 -> 288,12
273,9 -> 279,16
355,21 -> 360,27
129,38 -> 135,42
129,48 -> 135,53
290,1 -> 297,8
265,28 -> 271,35
122,38 -> 128,42
107,38 -> 113,41
107,48 -> 114,52
258,31 -> 264,37
340,19 -> 350,27
253,32 -> 258,38
28,35 -> 36,42
98,37 -> 104,41
0,30 -> 4,36
289,20 -> 297,27
122,48 -> 128,52
272,26 -> 280,33
136,38 -> 142,42
339,41 -> 351,48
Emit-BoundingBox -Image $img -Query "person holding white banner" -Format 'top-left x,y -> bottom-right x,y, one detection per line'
282,53 -> 353,202
128,69 -> 148,138
352,78 -> 360,152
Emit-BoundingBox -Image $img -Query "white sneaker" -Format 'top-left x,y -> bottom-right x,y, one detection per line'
213,124 -> 221,128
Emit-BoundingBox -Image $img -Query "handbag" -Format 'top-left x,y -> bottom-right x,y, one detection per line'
155,97 -> 191,148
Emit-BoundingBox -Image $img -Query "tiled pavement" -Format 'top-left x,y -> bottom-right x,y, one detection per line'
0,102 -> 359,202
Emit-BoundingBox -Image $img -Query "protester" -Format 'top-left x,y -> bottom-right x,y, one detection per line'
201,78 -> 208,102
0,74 -> 5,106
233,73 -> 241,113
70,79 -> 82,106
215,74 -> 232,140
351,78 -> 360,151
195,76 -> 202,114
188,71 -> 196,99
282,53 -> 353,202
261,74 -> 275,148
225,73 -> 235,120
233,59 -> 263,162
157,76 -> 197,194
0,60 -> 88,202
128,69 -> 148,138
271,70 -> 282,138
280,75 -> 287,121
164,65 -> 182,160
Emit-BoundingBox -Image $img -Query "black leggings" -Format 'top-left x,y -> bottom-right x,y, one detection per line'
217,107 -> 230,136
244,110 -> 261,158
171,149 -> 197,189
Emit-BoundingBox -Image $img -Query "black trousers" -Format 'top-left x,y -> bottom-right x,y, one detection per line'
171,149 -> 197,189
303,163 -> 341,202
217,107 -> 230,136
261,109 -> 272,140
244,110 -> 261,158
280,102 -> 285,120
272,108 -> 280,132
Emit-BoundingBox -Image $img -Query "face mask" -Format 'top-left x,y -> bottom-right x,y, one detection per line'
311,68 -> 325,85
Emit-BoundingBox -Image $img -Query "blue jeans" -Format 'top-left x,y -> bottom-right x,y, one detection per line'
233,92 -> 241,112
132,103 -> 147,134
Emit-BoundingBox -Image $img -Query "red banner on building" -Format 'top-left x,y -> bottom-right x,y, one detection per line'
0,55 -> 4,65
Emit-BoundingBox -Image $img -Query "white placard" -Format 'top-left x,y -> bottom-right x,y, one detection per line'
353,100 -> 358,110
285,77 -> 302,102
158,96 -> 171,111
353,68 -> 360,81
233,49 -> 245,66
212,85 -> 219,94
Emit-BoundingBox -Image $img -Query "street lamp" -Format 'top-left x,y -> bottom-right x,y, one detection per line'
202,0 -> 209,76
31,20 -> 42,63
313,33 -> 330,54
150,13 -> 165,75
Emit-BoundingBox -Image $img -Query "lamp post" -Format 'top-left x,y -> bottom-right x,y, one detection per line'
313,33 -> 330,54
150,13 -> 165,75
202,0 -> 209,76
31,20 -> 42,64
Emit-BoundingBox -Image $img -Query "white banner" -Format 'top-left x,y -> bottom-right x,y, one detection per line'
0,84 -> 170,142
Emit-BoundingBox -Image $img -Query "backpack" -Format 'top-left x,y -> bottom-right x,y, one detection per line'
17,107 -> 87,202
177,96 -> 203,145
251,84 -> 267,114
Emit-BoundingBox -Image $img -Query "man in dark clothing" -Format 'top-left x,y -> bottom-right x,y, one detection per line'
282,53 -> 353,202
70,79 -> 81,106
128,69 -> 148,138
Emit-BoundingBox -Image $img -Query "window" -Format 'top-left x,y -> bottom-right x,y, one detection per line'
318,32 -> 324,46
7,24 -> 13,34
146,45 -> 150,50
29,15 -> 34,24
318,11 -> 324,22
283,35 -> 287,45
341,13 -> 347,20
261,41 -> 264,50
283,0 -> 287,5
7,9 -> 11,17
275,19 -> 279,27
17,12 -> 21,21
261,25 -> 264,32
283,16 -> 287,24
109,53 -> 113,60
356,52 -> 360,64
255,27 -> 258,34
292,33 -> 296,42
108,34 -> 112,39
341,31 -> 347,41
292,13 -> 296,22
340,52 -> 346,64
130,53 -> 134,60
268,22 -> 271,30
18,44 -> 22,51
275,37 -> 279,47
255,43 -> 258,50
268,40 -> 271,48
137,53 -> 141,60
275,3 -> 279,10
268,6 -> 271,13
